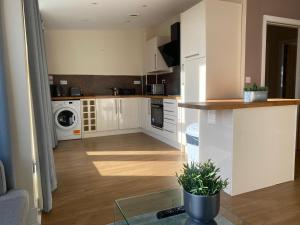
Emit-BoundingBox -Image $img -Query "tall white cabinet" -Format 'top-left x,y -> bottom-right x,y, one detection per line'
181,0 -> 243,101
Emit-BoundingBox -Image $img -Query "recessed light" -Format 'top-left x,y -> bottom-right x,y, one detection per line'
90,2 -> 99,5
125,20 -> 131,23
142,4 -> 148,8
81,19 -> 89,22
129,13 -> 140,17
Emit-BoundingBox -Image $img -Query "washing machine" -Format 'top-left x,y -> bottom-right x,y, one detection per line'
52,100 -> 82,141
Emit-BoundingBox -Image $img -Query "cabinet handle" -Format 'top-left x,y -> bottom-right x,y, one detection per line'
120,99 -> 122,114
115,99 -> 118,114
154,54 -> 157,69
184,53 -> 200,59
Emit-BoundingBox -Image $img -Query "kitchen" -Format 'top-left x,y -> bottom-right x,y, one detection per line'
49,22 -> 182,148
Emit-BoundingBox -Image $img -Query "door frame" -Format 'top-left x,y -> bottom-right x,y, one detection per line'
261,15 -> 300,97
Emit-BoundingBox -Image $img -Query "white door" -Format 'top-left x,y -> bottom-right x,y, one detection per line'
182,57 -> 205,143
96,99 -> 119,131
119,98 -> 141,129
183,57 -> 206,102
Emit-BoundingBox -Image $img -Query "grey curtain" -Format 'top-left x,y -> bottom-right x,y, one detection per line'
23,0 -> 58,212
0,9 -> 15,190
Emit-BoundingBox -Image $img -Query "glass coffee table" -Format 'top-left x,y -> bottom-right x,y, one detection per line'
114,189 -> 249,225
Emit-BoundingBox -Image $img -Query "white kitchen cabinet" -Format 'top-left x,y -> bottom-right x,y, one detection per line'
96,98 -> 119,131
144,36 -> 170,74
181,0 -> 243,100
181,1 -> 206,59
119,98 -> 141,129
141,98 -> 151,130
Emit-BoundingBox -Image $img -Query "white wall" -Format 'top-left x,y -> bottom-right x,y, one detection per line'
1,0 -> 39,224
45,29 -> 144,76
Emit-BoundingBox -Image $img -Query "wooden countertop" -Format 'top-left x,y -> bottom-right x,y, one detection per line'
178,99 -> 300,110
51,95 -> 181,101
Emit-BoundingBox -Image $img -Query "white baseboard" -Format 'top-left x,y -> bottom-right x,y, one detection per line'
142,129 -> 181,149
82,128 -> 142,138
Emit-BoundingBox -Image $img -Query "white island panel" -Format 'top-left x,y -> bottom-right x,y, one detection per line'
232,105 -> 297,195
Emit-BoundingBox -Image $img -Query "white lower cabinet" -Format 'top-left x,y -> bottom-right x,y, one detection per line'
96,98 -> 119,132
141,98 -> 151,130
84,97 -> 180,148
119,98 -> 141,129
95,98 -> 141,133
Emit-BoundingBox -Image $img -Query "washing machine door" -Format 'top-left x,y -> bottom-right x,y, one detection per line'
55,107 -> 78,130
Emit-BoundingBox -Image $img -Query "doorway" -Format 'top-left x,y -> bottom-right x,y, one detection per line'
262,16 -> 300,179
265,24 -> 298,98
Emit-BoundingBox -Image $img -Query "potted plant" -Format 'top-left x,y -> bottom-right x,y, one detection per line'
244,83 -> 268,103
177,160 -> 228,224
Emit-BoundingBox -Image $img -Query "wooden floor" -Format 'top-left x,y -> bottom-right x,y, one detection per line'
42,133 -> 300,225
42,133 -> 185,225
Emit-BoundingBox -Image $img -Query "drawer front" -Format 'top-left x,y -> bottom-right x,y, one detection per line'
163,122 -> 177,134
164,115 -> 177,125
164,108 -> 177,116
163,99 -> 177,111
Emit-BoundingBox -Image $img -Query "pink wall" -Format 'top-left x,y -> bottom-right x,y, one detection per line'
245,0 -> 300,84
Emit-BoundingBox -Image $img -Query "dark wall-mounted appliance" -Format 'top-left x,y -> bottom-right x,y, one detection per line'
159,22 -> 180,67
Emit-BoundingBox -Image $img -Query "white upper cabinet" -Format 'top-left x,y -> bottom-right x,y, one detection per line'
181,1 -> 206,59
119,98 -> 141,130
144,36 -> 170,74
96,99 -> 119,132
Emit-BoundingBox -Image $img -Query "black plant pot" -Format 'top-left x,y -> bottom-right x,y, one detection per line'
184,190 -> 220,224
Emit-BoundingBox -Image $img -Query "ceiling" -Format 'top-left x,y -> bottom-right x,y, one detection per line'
38,0 -> 201,30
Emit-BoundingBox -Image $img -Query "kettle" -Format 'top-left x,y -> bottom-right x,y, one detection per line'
111,87 -> 119,96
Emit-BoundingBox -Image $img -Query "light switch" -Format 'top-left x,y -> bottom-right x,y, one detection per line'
245,76 -> 251,84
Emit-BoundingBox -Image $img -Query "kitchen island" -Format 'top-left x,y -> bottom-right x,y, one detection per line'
179,99 -> 300,196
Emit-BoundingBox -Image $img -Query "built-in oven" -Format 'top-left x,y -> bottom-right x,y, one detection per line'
151,99 -> 164,129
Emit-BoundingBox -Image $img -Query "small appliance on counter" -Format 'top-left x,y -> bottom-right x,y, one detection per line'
50,84 -> 65,97
119,88 -> 136,95
70,87 -> 82,97
111,87 -> 119,96
146,84 -> 165,95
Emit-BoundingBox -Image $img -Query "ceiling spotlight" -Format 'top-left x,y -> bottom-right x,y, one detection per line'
81,19 -> 89,22
142,4 -> 148,8
90,2 -> 99,5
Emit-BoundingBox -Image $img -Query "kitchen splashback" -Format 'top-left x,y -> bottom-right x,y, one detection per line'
143,66 -> 180,95
50,75 -> 142,96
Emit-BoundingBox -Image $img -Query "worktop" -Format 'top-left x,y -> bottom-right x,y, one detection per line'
178,99 -> 300,110
51,95 -> 181,101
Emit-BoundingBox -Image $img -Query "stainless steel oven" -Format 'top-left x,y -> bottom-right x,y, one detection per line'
151,99 -> 163,129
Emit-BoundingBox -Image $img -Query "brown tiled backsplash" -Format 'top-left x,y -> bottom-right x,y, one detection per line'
50,68 -> 180,97
50,75 -> 143,96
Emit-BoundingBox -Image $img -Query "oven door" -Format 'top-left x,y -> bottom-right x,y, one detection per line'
151,104 -> 163,129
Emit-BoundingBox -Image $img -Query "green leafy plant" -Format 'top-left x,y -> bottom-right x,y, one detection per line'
177,160 -> 228,196
244,83 -> 268,92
